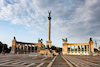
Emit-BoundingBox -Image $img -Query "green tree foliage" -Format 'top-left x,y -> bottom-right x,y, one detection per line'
0,41 -> 11,53
56,48 -> 61,53
51,46 -> 56,50
0,41 -> 2,45
41,45 -> 46,50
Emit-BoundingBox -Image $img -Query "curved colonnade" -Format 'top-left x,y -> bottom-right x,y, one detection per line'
11,37 -> 43,54
62,38 -> 94,55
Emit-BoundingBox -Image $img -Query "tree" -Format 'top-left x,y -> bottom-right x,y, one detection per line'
56,48 -> 61,53
0,41 -> 2,45
8,47 -> 12,53
51,46 -> 56,50
41,45 -> 46,50
0,41 -> 11,53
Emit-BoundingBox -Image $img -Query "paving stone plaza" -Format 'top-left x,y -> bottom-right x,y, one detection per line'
0,54 -> 100,67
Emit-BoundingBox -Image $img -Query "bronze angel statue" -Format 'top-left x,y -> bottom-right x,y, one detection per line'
62,38 -> 67,42
38,38 -> 43,43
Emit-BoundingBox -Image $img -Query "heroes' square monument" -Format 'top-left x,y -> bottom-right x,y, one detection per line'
10,11 -> 94,56
46,11 -> 52,48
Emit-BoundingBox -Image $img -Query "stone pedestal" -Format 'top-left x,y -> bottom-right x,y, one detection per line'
46,40 -> 52,48
10,37 -> 16,54
10,50 -> 15,54
89,52 -> 94,55
62,42 -> 67,55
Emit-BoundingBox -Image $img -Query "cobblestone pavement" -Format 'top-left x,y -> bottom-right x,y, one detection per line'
72,55 -> 100,65
51,55 -> 70,67
0,54 -> 100,67
0,54 -> 53,67
63,55 -> 100,67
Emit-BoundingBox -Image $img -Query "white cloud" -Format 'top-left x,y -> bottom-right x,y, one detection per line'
0,0 -> 100,43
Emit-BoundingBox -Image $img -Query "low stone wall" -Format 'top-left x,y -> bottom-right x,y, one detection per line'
39,49 -> 51,54
39,49 -> 58,56
63,51 -> 91,55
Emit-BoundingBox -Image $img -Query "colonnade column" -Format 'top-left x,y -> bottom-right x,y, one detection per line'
80,45 -> 82,52
74,45 -> 75,52
31,45 -> 32,52
87,45 -> 89,52
34,45 -> 35,52
70,45 -> 71,52
86,45 -> 88,52
89,45 -> 90,52
77,46 -> 79,52
16,44 -> 18,52
37,46 -> 38,52
27,44 -> 29,52
37,46 -> 41,52
84,45 -> 85,52
19,44 -> 22,53
20,44 -> 22,50
88,45 -> 89,51
18,44 -> 20,51
23,45 -> 25,51
66,46 -> 68,52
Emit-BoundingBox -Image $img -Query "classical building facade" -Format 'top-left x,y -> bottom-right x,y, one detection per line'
11,37 -> 43,54
62,38 -> 94,55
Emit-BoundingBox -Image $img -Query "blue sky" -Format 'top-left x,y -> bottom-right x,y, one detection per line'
0,0 -> 100,48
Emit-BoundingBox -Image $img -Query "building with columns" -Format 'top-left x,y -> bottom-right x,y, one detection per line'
46,11 -> 52,48
11,37 -> 43,54
62,38 -> 94,55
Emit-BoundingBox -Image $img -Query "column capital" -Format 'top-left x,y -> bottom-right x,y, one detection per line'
63,42 -> 67,46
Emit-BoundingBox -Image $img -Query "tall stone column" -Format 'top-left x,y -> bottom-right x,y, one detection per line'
48,20 -> 50,41
46,11 -> 52,48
